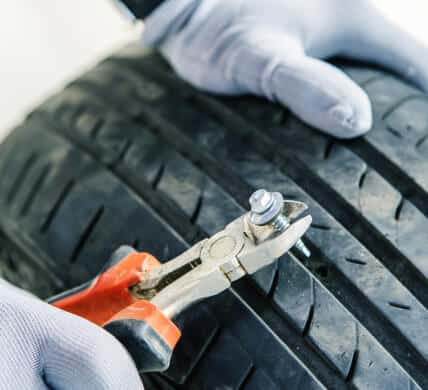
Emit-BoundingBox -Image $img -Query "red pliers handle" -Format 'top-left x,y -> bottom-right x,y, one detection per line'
49,248 -> 181,373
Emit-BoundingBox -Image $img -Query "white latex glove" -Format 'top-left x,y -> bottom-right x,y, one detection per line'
143,0 -> 428,138
0,280 -> 143,390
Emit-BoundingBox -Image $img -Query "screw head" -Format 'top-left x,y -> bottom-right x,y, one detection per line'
249,189 -> 274,214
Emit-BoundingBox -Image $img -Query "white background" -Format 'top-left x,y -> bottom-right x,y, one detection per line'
0,0 -> 427,139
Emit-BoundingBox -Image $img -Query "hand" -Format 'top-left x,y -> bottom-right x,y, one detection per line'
0,280 -> 143,390
143,0 -> 428,139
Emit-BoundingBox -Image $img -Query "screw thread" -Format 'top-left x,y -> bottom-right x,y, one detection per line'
272,215 -> 311,258
295,240 -> 311,258
271,215 -> 289,232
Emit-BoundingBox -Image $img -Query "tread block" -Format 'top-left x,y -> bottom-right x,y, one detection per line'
363,77 -> 416,118
164,306 -> 219,384
242,369 -> 279,390
384,97 -> 428,139
92,120 -> 134,166
353,328 -> 421,389
154,94 -> 228,146
122,129 -> 167,185
157,153 -> 206,218
0,236 -> 54,297
251,260 -> 278,296
211,291 -> 322,389
273,255 -> 314,333
99,59 -> 167,103
74,107 -> 103,137
308,285 -> 357,378
338,64 -> 382,84
190,330 -> 253,390
9,159 -> 51,218
0,148 -> 37,206
194,180 -> 242,236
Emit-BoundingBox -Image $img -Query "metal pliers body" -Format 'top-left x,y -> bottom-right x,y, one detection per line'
49,197 -> 311,373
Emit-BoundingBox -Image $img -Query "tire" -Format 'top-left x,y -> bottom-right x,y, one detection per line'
0,45 -> 427,390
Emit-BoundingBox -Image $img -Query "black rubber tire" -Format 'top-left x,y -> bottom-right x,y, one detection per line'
0,46 -> 427,390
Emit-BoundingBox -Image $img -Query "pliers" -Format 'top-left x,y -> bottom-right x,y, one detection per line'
49,191 -> 311,373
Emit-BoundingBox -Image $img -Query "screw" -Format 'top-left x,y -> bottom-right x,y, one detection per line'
249,189 -> 311,258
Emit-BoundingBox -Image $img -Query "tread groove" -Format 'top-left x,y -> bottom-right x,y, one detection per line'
358,168 -> 369,189
386,125 -> 403,138
324,140 -> 336,159
310,224 -> 331,231
394,197 -> 405,221
112,139 -> 132,167
415,134 -> 428,149
41,180 -> 75,232
20,164 -> 51,216
237,366 -> 256,390
302,305 -> 315,338
132,239 -> 140,251
152,164 -> 165,190
6,153 -> 37,205
345,258 -> 367,266
346,349 -> 359,383
346,322 -> 359,382
388,302 -> 411,311
69,206 -> 104,264
190,193 -> 204,224
267,265 -> 280,298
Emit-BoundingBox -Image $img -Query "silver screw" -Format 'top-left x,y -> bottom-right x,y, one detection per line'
249,189 -> 311,258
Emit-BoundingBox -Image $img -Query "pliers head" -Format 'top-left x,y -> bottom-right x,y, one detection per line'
135,199 -> 312,318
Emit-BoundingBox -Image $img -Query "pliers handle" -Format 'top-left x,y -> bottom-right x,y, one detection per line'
49,248 -> 180,373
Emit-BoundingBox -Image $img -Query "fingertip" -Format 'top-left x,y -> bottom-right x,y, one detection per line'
327,102 -> 373,139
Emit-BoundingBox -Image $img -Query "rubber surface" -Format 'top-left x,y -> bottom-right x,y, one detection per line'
0,46 -> 427,389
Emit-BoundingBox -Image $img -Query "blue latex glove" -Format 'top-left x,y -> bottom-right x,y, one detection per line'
143,0 -> 428,138
0,280 -> 143,390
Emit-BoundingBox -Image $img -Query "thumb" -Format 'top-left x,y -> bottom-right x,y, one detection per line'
43,306 -> 144,390
227,32 -> 372,139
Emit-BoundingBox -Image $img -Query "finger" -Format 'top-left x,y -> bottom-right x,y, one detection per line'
227,33 -> 372,138
343,4 -> 428,92
44,306 -> 144,390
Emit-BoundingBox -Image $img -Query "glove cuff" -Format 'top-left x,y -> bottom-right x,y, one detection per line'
142,0 -> 199,47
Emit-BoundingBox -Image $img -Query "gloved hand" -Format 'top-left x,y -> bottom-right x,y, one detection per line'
0,279 -> 143,390
143,0 -> 428,139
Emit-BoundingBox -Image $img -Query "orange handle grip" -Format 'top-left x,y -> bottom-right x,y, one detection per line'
52,252 -> 181,351
52,252 -> 158,325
